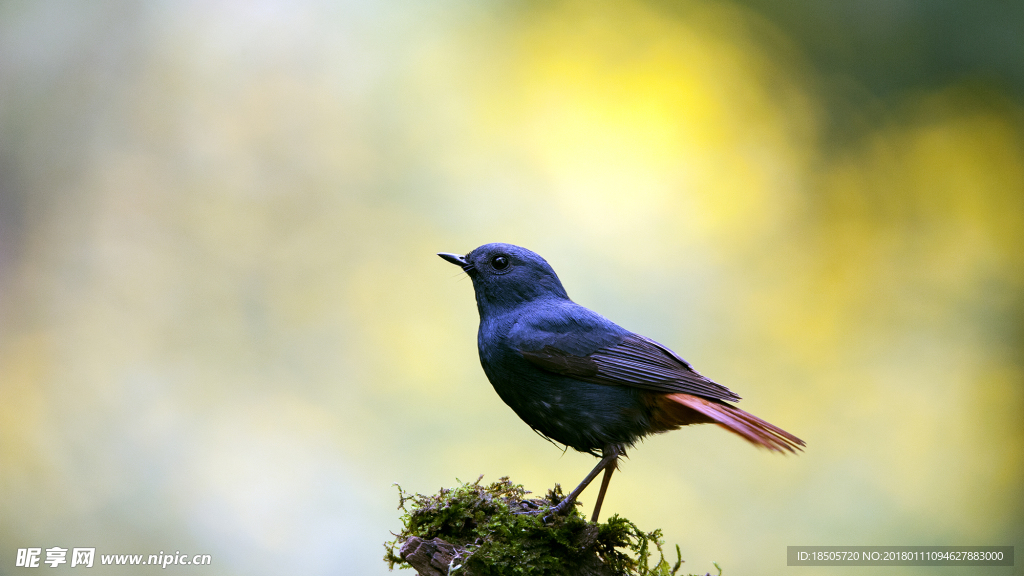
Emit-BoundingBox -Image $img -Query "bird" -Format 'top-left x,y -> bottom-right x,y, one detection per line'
438,243 -> 804,522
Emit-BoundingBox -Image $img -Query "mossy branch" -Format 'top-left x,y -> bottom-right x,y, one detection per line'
384,476 -> 722,576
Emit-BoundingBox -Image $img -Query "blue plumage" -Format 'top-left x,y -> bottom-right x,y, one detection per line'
439,243 -> 803,521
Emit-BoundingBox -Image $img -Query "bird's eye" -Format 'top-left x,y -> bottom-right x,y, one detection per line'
491,255 -> 509,270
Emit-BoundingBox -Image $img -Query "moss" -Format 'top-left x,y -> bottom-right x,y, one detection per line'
384,476 -> 721,576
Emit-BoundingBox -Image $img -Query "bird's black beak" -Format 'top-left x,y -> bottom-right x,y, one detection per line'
438,252 -> 475,274
438,252 -> 467,267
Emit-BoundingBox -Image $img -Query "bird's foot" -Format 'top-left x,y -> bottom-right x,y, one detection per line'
510,499 -> 542,516
541,497 -> 575,523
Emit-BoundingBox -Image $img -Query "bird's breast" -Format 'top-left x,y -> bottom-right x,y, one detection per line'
477,345 -> 655,453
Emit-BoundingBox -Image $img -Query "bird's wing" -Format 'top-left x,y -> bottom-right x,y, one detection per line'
512,305 -> 741,403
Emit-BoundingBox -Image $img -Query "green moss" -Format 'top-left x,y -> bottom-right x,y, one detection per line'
384,476 -> 721,576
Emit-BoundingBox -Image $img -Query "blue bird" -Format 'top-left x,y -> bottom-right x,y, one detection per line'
439,243 -> 804,522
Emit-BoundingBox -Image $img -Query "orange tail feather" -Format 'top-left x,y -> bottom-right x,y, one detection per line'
665,393 -> 805,453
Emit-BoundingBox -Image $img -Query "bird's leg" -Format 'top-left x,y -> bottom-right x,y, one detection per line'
547,455 -> 611,517
548,444 -> 621,520
590,458 -> 616,523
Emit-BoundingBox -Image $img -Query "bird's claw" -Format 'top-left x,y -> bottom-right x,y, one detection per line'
541,499 -> 572,523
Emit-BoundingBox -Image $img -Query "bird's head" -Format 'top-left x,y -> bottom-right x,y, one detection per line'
438,243 -> 569,315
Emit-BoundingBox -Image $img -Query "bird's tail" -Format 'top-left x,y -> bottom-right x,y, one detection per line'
665,393 -> 805,453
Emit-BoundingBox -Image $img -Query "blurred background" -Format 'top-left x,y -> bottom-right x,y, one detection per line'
1,0 -> 1022,574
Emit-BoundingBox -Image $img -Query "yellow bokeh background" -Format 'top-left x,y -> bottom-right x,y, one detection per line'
1,1 -> 1021,574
